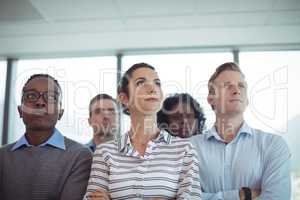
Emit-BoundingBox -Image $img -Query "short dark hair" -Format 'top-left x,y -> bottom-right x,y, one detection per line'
89,94 -> 116,117
157,93 -> 206,136
208,62 -> 244,95
117,62 -> 156,115
23,74 -> 62,92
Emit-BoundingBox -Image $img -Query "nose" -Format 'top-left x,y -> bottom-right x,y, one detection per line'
231,84 -> 241,95
35,96 -> 47,107
145,81 -> 158,94
103,113 -> 111,120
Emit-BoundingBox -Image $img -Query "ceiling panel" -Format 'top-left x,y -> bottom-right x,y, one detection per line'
116,0 -> 197,17
196,0 -> 275,13
0,0 -> 299,57
0,0 -> 44,22
123,12 -> 268,29
268,11 -> 300,25
274,0 -> 300,10
30,0 -> 119,20
0,19 -> 124,37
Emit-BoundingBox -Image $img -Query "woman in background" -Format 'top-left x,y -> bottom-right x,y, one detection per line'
84,63 -> 201,200
157,93 -> 206,138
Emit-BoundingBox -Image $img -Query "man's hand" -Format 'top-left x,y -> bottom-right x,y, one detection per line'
251,189 -> 261,199
239,188 -> 261,200
86,189 -> 110,200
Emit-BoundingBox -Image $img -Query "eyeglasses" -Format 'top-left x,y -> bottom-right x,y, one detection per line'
22,90 -> 60,103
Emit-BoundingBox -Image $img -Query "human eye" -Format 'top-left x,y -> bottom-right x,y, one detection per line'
238,82 -> 246,88
24,91 -> 39,101
46,92 -> 59,102
107,108 -> 116,115
223,82 -> 230,88
155,79 -> 161,86
136,79 -> 145,87
94,108 -> 102,114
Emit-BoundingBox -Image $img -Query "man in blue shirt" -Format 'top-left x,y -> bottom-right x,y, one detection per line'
191,62 -> 291,200
0,74 -> 92,200
86,94 -> 118,152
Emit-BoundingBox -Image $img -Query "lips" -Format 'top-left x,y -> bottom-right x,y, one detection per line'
229,99 -> 242,102
31,109 -> 48,116
145,97 -> 159,102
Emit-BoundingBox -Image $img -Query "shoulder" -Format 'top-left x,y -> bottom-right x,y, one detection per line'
0,143 -> 17,156
64,137 -> 93,158
251,128 -> 290,156
189,133 -> 207,151
171,136 -> 193,146
251,128 -> 288,144
94,139 -> 119,156
0,142 -> 16,151
170,136 -> 198,154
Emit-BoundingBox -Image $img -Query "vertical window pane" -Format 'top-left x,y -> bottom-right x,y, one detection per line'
122,52 -> 234,130
11,57 -> 117,144
0,60 -> 7,145
240,51 -> 300,200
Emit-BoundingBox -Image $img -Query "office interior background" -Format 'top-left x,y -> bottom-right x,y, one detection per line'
0,0 -> 299,199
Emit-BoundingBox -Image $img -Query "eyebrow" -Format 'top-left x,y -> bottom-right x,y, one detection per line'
134,77 -> 146,82
23,89 -> 59,93
223,81 -> 231,86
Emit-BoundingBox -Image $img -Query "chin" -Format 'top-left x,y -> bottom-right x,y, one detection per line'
138,107 -> 160,114
28,125 -> 53,131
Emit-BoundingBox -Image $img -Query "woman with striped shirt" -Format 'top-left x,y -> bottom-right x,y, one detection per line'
84,63 -> 202,200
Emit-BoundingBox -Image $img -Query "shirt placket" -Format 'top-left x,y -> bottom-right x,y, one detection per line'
224,143 -> 232,190
134,141 -> 156,199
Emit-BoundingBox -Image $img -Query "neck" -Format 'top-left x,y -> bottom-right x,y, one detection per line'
129,112 -> 159,155
25,128 -> 54,146
93,132 -> 113,145
215,113 -> 244,143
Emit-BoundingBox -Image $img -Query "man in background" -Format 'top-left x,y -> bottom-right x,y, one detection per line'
86,94 -> 118,152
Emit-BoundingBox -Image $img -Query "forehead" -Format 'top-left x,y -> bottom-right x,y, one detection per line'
130,67 -> 159,80
171,102 -> 194,113
90,98 -> 116,110
214,70 -> 245,84
24,77 -> 59,92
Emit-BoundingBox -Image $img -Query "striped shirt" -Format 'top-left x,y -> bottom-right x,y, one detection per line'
84,130 -> 202,200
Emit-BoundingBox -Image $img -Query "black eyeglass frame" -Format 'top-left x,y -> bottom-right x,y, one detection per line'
22,89 -> 60,104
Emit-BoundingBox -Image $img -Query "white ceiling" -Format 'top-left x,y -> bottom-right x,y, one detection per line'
0,0 -> 299,57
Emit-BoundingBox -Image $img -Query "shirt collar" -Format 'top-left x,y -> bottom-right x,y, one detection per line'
86,139 -> 96,152
205,121 -> 253,141
117,129 -> 172,153
11,128 -> 66,151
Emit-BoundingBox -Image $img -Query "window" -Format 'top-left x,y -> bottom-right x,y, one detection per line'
240,51 -> 300,200
11,57 -> 117,144
0,60 -> 7,145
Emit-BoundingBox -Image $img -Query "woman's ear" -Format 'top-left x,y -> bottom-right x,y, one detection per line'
118,92 -> 129,107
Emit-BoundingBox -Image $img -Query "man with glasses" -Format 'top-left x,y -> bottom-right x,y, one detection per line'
86,94 -> 118,152
0,74 -> 92,200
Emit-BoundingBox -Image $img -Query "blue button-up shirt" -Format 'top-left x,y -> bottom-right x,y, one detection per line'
191,122 -> 291,200
11,128 -> 66,151
86,140 -> 96,152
